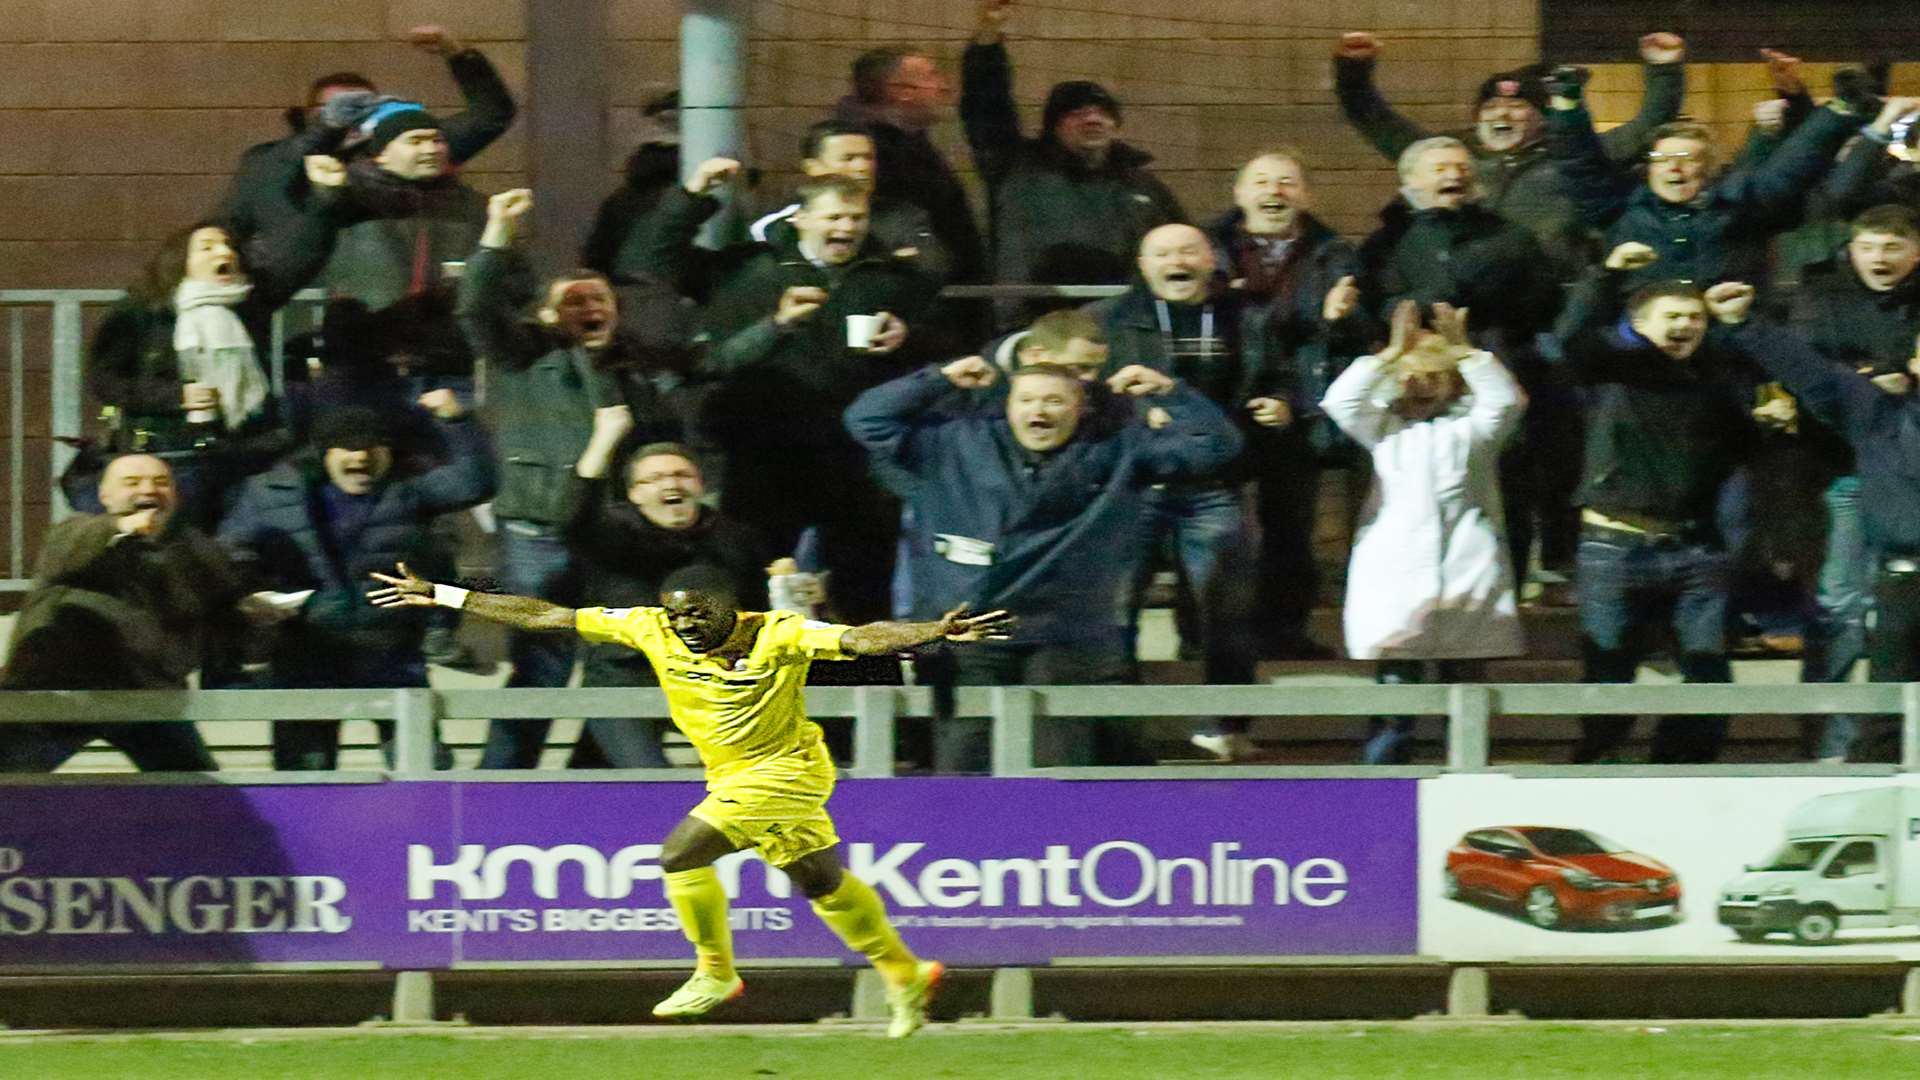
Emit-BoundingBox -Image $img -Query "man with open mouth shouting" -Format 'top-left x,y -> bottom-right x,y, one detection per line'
626,158 -> 940,634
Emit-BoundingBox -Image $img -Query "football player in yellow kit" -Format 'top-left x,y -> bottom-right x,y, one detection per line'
369,561 -> 1012,1036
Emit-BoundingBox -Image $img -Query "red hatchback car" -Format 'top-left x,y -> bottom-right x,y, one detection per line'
1444,826 -> 1682,930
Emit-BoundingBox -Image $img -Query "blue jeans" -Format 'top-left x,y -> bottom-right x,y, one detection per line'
1367,660 -> 1483,765
1134,486 -> 1258,736
1573,531 -> 1732,763
1804,476 -> 1875,759
478,523 -> 580,769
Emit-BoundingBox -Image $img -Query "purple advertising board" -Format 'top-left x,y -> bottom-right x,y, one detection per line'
0,779 -> 1416,968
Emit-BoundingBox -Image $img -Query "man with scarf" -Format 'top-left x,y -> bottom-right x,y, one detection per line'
83,155 -> 348,531
962,0 -> 1184,329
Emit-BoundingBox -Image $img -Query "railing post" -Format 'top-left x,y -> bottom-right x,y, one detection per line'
1903,683 -> 1920,773
48,298 -> 84,520
850,969 -> 888,1020
1447,966 -> 1490,1017
390,970 -> 436,1023
391,688 -> 440,777
1446,685 -> 1492,771
990,687 -> 1036,777
991,967 -> 1035,1019
850,685 -> 897,779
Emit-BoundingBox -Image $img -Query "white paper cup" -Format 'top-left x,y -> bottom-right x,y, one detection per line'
440,260 -> 466,281
846,314 -> 885,349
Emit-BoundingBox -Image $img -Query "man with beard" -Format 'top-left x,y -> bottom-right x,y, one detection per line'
218,399 -> 494,770
0,455 -> 289,772
456,189 -> 690,768
1206,149 -> 1373,672
963,0 -> 1184,327
1334,29 -> 1685,281
1781,204 -> 1920,760
1553,261 -> 1763,764
626,162 -> 938,627
1361,136 -> 1564,587
216,25 -> 516,252
845,344 -> 1242,773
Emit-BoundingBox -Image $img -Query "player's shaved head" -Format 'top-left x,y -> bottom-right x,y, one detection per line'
661,566 -> 740,653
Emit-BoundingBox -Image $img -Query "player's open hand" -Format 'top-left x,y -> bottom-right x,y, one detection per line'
939,605 -> 1016,642
368,561 -> 436,608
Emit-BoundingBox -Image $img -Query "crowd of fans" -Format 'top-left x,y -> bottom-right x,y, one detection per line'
7,9 -> 1920,772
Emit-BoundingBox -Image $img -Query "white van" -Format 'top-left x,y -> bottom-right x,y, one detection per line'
1718,787 -> 1920,945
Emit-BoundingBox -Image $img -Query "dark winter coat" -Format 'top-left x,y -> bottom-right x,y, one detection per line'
1205,210 -> 1375,461
1360,199 -> 1559,369
456,246 -> 687,525
961,42 -> 1184,297
1334,54 -> 1684,280
1548,103 -> 1867,291
1784,256 -> 1920,476
216,48 -> 516,249
1,516 -> 252,690
845,366 -> 1242,643
1734,320 -> 1920,555
625,186 -> 940,453
216,416 -> 494,683
1553,269 -> 1757,528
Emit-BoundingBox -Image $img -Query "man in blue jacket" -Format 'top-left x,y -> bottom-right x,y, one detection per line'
219,396 -> 495,769
844,330 -> 1242,773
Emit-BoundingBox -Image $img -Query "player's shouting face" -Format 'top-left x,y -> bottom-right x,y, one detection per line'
663,589 -> 738,653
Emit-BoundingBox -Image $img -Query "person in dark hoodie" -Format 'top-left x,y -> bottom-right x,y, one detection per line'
625,162 -> 939,625
1552,258 -> 1762,764
456,188 -> 689,769
845,347 -> 1242,773
1780,204 -> 1920,760
583,91 -> 682,275
1207,148 -> 1373,669
217,398 -> 495,770
1333,28 -> 1685,283
1727,297 -> 1920,761
962,0 -> 1184,328
550,410 -> 768,767
216,25 -> 515,252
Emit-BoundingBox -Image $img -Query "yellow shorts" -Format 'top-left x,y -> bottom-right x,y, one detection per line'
689,743 -> 839,868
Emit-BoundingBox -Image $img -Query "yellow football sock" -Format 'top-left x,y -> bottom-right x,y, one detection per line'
810,873 -> 919,987
665,867 -> 735,980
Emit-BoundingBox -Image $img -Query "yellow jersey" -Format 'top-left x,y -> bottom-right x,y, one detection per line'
573,606 -> 851,776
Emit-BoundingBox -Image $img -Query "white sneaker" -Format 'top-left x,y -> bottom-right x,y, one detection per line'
1190,732 -> 1255,761
651,970 -> 744,1019
887,960 -> 943,1038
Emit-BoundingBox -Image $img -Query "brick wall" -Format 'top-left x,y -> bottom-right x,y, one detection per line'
0,0 -> 1542,291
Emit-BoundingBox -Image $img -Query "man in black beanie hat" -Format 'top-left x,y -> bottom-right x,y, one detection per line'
1334,29 -> 1686,284
962,0 -> 1184,328
218,389 -> 494,769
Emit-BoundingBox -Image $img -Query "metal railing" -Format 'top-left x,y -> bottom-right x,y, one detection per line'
2,680 -> 1917,777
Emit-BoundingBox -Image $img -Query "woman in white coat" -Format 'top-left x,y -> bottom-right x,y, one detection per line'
1321,301 -> 1527,763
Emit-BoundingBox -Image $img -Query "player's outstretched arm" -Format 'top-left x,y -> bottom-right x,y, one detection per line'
839,605 -> 1016,656
367,561 -> 578,633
